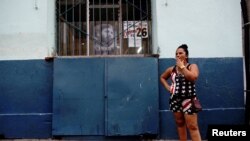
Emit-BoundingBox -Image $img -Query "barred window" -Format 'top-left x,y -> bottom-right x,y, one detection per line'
56,0 -> 152,56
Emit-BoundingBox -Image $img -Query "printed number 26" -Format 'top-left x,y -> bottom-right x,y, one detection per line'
136,28 -> 147,37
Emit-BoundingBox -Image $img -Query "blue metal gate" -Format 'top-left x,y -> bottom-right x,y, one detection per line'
106,58 -> 159,136
52,57 -> 159,136
53,58 -> 105,135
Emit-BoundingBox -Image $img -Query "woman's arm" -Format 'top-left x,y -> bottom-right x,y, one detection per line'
179,64 -> 199,81
160,66 -> 174,93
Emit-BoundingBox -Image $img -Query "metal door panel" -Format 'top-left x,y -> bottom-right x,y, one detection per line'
52,58 -> 105,135
106,57 -> 159,136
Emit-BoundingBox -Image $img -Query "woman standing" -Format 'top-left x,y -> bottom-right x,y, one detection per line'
160,44 -> 202,141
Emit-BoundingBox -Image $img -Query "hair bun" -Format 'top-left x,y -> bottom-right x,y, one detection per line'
180,44 -> 188,49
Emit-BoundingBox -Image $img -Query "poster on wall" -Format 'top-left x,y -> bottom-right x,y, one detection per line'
92,23 -> 119,55
123,21 -> 148,38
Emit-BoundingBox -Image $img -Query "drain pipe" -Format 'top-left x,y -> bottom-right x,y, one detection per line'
241,0 -> 250,125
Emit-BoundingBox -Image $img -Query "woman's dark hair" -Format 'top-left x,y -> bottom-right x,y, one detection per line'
178,44 -> 189,62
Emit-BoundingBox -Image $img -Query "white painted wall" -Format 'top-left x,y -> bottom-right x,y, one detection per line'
0,0 -> 55,60
152,0 -> 242,58
0,0 -> 242,60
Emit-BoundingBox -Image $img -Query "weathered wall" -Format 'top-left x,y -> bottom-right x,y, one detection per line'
152,0 -> 242,58
0,0 -> 246,140
0,0 -> 55,60
159,58 -> 245,139
0,57 -> 245,140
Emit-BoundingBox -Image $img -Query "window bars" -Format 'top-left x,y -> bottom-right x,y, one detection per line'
56,0 -> 152,56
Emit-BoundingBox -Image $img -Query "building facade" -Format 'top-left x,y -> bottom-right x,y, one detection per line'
0,0 -> 247,140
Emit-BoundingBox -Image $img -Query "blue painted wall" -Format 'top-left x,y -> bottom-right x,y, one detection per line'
159,58 -> 245,140
0,57 -> 245,140
0,60 -> 53,138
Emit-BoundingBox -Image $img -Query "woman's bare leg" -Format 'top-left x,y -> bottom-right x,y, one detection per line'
184,114 -> 201,141
174,112 -> 187,141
